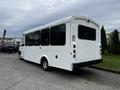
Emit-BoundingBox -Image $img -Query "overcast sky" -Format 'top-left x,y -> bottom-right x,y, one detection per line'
0,0 -> 120,37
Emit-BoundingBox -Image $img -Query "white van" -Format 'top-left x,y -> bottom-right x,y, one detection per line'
19,15 -> 102,71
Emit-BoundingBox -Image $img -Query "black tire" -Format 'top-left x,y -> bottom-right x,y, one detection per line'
41,59 -> 49,71
72,66 -> 80,73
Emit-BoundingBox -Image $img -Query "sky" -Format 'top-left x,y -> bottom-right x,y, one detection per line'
0,0 -> 120,38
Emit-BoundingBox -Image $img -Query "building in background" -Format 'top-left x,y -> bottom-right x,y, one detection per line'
12,38 -> 23,45
0,37 -> 12,45
0,33 -> 23,46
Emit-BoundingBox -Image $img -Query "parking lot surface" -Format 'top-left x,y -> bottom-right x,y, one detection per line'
0,53 -> 120,90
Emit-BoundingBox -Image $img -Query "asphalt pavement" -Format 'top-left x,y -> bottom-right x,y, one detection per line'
0,53 -> 120,90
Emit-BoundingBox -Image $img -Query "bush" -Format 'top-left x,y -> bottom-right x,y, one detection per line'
101,26 -> 107,54
110,30 -> 120,54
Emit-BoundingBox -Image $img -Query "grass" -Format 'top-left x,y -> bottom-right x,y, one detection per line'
95,53 -> 120,72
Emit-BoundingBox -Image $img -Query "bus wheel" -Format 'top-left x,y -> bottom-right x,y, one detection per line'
42,59 -> 49,71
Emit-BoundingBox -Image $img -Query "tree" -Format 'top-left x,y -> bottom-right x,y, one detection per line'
110,30 -> 120,54
101,26 -> 107,54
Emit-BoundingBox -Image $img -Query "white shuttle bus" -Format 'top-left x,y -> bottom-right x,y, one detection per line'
19,16 -> 102,71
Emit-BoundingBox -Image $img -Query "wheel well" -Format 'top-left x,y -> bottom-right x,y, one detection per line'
40,57 -> 48,65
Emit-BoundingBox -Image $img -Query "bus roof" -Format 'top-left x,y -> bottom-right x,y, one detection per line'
23,15 -> 99,34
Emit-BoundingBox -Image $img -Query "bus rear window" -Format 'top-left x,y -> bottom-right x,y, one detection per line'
78,25 -> 96,41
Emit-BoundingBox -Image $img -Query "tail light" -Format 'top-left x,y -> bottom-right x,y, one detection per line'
73,44 -> 76,58
100,45 -> 102,55
73,54 -> 76,58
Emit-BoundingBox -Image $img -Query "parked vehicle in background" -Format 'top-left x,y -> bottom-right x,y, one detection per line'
6,45 -> 17,53
19,15 -> 102,71
0,45 -> 17,53
0,45 -> 1,52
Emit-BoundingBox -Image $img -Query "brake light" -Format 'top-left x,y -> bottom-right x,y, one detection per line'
73,45 -> 76,48
100,45 -> 102,55
73,44 -> 76,58
73,50 -> 76,53
73,54 -> 76,58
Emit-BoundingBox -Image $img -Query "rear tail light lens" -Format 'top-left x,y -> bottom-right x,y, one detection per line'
73,50 -> 76,53
73,45 -> 76,48
100,45 -> 102,55
73,54 -> 76,58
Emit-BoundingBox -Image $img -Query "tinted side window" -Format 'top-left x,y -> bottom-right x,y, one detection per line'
50,24 -> 66,45
41,28 -> 49,46
25,33 -> 34,46
78,25 -> 96,41
34,31 -> 41,46
25,34 -> 29,46
29,33 -> 34,46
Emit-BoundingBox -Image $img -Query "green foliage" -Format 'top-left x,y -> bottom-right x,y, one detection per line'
101,26 -> 107,54
96,54 -> 120,72
110,30 -> 120,54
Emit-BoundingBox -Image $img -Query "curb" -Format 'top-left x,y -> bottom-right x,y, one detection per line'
90,66 -> 120,74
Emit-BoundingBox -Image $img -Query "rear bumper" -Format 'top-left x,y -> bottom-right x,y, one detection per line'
73,59 -> 102,70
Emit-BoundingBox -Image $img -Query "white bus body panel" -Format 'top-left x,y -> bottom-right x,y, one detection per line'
71,18 -> 101,64
19,16 -> 101,71
20,22 -> 73,71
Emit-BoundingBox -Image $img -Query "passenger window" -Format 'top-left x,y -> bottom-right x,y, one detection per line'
41,28 -> 49,46
29,33 -> 34,46
25,33 -> 34,46
50,24 -> 66,45
25,34 -> 29,46
78,25 -> 96,41
34,31 -> 41,46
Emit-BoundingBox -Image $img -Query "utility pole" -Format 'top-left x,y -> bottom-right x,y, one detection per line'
2,29 -> 6,46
